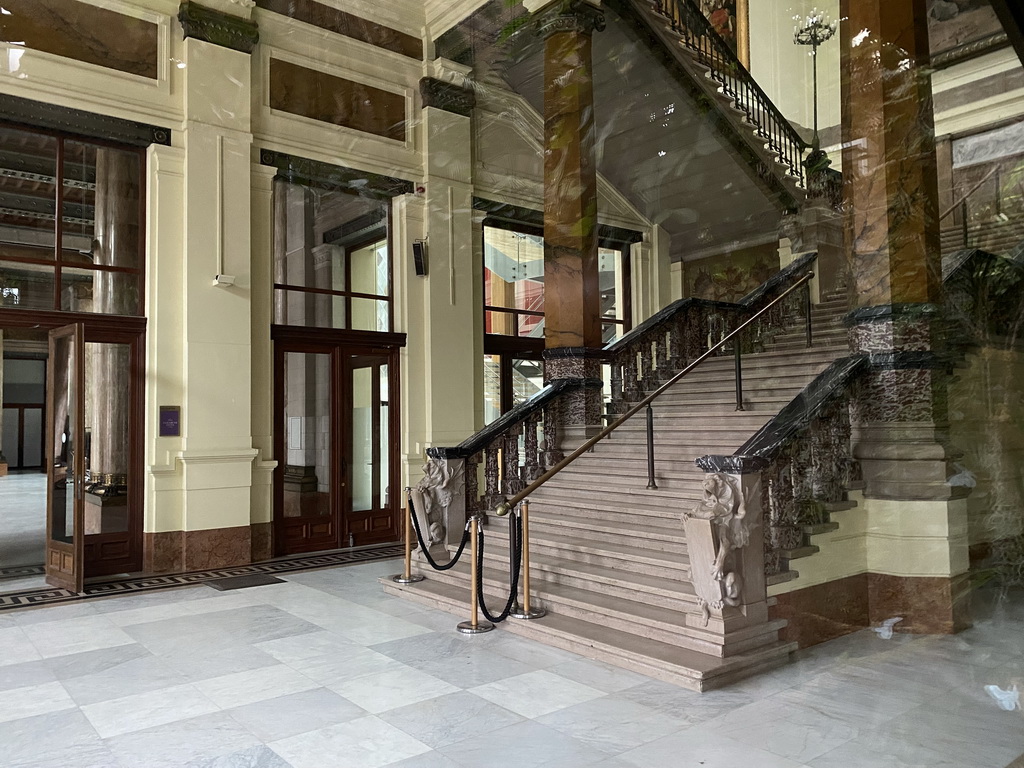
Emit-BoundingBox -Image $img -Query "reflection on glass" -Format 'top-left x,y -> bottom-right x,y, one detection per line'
0,260 -> 57,310
84,341 -> 131,535
380,364 -> 389,508
282,351 -> 332,519
352,363 -> 373,513
50,333 -> 75,544
511,358 -> 544,408
273,180 -> 391,330
0,126 -> 58,266
483,354 -> 501,425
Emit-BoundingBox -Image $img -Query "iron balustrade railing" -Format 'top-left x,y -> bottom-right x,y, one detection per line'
651,0 -> 810,187
495,270 -> 816,514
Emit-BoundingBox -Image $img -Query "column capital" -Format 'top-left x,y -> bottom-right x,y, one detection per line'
528,0 -> 606,39
178,2 -> 259,54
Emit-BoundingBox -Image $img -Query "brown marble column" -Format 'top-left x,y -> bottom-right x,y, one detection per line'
531,0 -> 606,438
839,0 -> 969,632
90,148 -> 140,499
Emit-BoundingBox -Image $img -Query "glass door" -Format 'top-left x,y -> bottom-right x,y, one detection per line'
346,353 -> 398,547
45,323 -> 85,591
275,346 -> 339,554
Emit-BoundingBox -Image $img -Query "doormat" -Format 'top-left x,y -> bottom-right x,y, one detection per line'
207,574 -> 286,591
0,544 -> 404,611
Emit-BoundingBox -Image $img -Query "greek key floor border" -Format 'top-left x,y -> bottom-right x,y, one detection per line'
0,564 -> 46,581
0,545 -> 404,611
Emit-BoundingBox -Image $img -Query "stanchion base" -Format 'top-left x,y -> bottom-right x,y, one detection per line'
509,607 -> 546,620
456,620 -> 494,634
391,574 -> 425,584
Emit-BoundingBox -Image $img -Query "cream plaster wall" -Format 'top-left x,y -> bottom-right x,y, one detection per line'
769,492 -> 972,597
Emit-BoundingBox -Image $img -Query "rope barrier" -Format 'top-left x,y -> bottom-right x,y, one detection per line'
407,495 -> 471,571
475,509 -> 523,623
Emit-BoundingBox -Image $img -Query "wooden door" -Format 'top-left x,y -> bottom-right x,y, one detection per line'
344,352 -> 399,546
45,323 -> 85,592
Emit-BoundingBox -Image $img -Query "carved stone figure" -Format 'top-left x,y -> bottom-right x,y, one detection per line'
682,473 -> 757,625
414,458 -> 460,546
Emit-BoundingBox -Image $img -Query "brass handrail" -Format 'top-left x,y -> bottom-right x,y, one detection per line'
495,270 -> 815,515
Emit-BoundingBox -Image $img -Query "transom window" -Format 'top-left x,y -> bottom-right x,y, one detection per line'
273,179 -> 392,332
0,123 -> 145,315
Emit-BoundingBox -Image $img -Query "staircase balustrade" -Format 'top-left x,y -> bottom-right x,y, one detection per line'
649,0 -> 809,187
699,356 -> 869,577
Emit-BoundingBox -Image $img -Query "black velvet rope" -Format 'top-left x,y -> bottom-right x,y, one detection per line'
476,510 -> 523,623
407,495 -> 471,571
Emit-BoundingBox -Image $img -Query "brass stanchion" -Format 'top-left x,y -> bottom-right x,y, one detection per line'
510,500 -> 545,620
457,514 -> 493,634
392,488 -> 424,585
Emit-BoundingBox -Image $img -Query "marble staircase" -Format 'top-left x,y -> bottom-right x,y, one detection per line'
384,293 -> 851,691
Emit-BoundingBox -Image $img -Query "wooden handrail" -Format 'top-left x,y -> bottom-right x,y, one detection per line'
494,270 -> 815,514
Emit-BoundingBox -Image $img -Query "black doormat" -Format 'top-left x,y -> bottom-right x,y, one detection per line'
208,574 -> 286,591
0,544 -> 403,611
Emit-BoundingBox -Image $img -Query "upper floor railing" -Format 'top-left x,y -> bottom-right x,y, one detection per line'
650,0 -> 810,188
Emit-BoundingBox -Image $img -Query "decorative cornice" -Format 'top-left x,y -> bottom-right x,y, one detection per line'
932,32 -> 1010,70
178,2 -> 259,54
419,78 -> 476,118
259,149 -> 414,200
532,0 -> 606,39
0,93 -> 171,147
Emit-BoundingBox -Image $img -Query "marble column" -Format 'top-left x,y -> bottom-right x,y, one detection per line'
839,0 -> 969,632
90,148 -> 139,496
529,0 -> 606,440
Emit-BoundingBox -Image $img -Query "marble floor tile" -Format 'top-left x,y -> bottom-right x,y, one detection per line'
0,659 -> 57,692
81,682 -> 220,738
328,666 -> 460,714
0,709 -> 104,766
124,605 -> 320,652
158,642 -> 282,683
470,669 -> 605,719
185,743 -> 295,768
194,664 -> 319,708
331,614 -> 435,646
255,629 -> 358,664
483,633 -> 582,668
384,752 -> 463,768
106,711 -> 262,768
379,690 -> 524,749
806,731 -> 985,768
44,643 -> 152,681
0,680 -> 75,723
371,631 -> 537,688
62,652 -> 189,706
437,719 -> 609,768
548,659 -> 651,693
269,715 -> 431,768
537,695 -> 688,755
226,686 -> 366,742
11,602 -> 99,626
89,585 -> 218,614
21,615 -> 136,659
285,646 -> 404,686
0,626 -> 43,667
618,726 -> 807,768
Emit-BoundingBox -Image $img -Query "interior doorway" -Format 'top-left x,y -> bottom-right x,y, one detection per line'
273,335 -> 401,556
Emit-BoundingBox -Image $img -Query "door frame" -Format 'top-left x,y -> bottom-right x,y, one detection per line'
271,326 -> 405,556
3,309 -> 146,582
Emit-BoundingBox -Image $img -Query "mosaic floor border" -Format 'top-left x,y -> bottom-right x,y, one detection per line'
0,544 -> 404,611
0,564 -> 45,580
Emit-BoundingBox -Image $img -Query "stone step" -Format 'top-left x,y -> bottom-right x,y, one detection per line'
526,501 -> 686,534
381,577 -> 797,692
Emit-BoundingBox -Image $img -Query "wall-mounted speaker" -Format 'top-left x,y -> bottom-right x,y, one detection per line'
412,241 -> 427,276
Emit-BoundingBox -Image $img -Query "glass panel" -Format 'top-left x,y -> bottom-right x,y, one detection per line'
350,238 -> 388,297
599,247 -> 623,324
1,407 -> 19,467
61,268 -> 140,315
22,407 -> 42,468
510,358 -> 544,409
379,363 -> 389,508
350,298 -> 389,332
517,311 -> 544,339
0,259 -> 56,309
0,126 -> 57,261
83,341 -> 131,535
3,358 -> 46,403
484,227 -> 545,311
351,363 -> 374,513
273,288 -> 347,329
50,332 -> 76,544
483,353 -> 501,425
282,351 -> 332,518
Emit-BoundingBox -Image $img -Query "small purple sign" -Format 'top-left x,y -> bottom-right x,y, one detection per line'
159,406 -> 181,437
